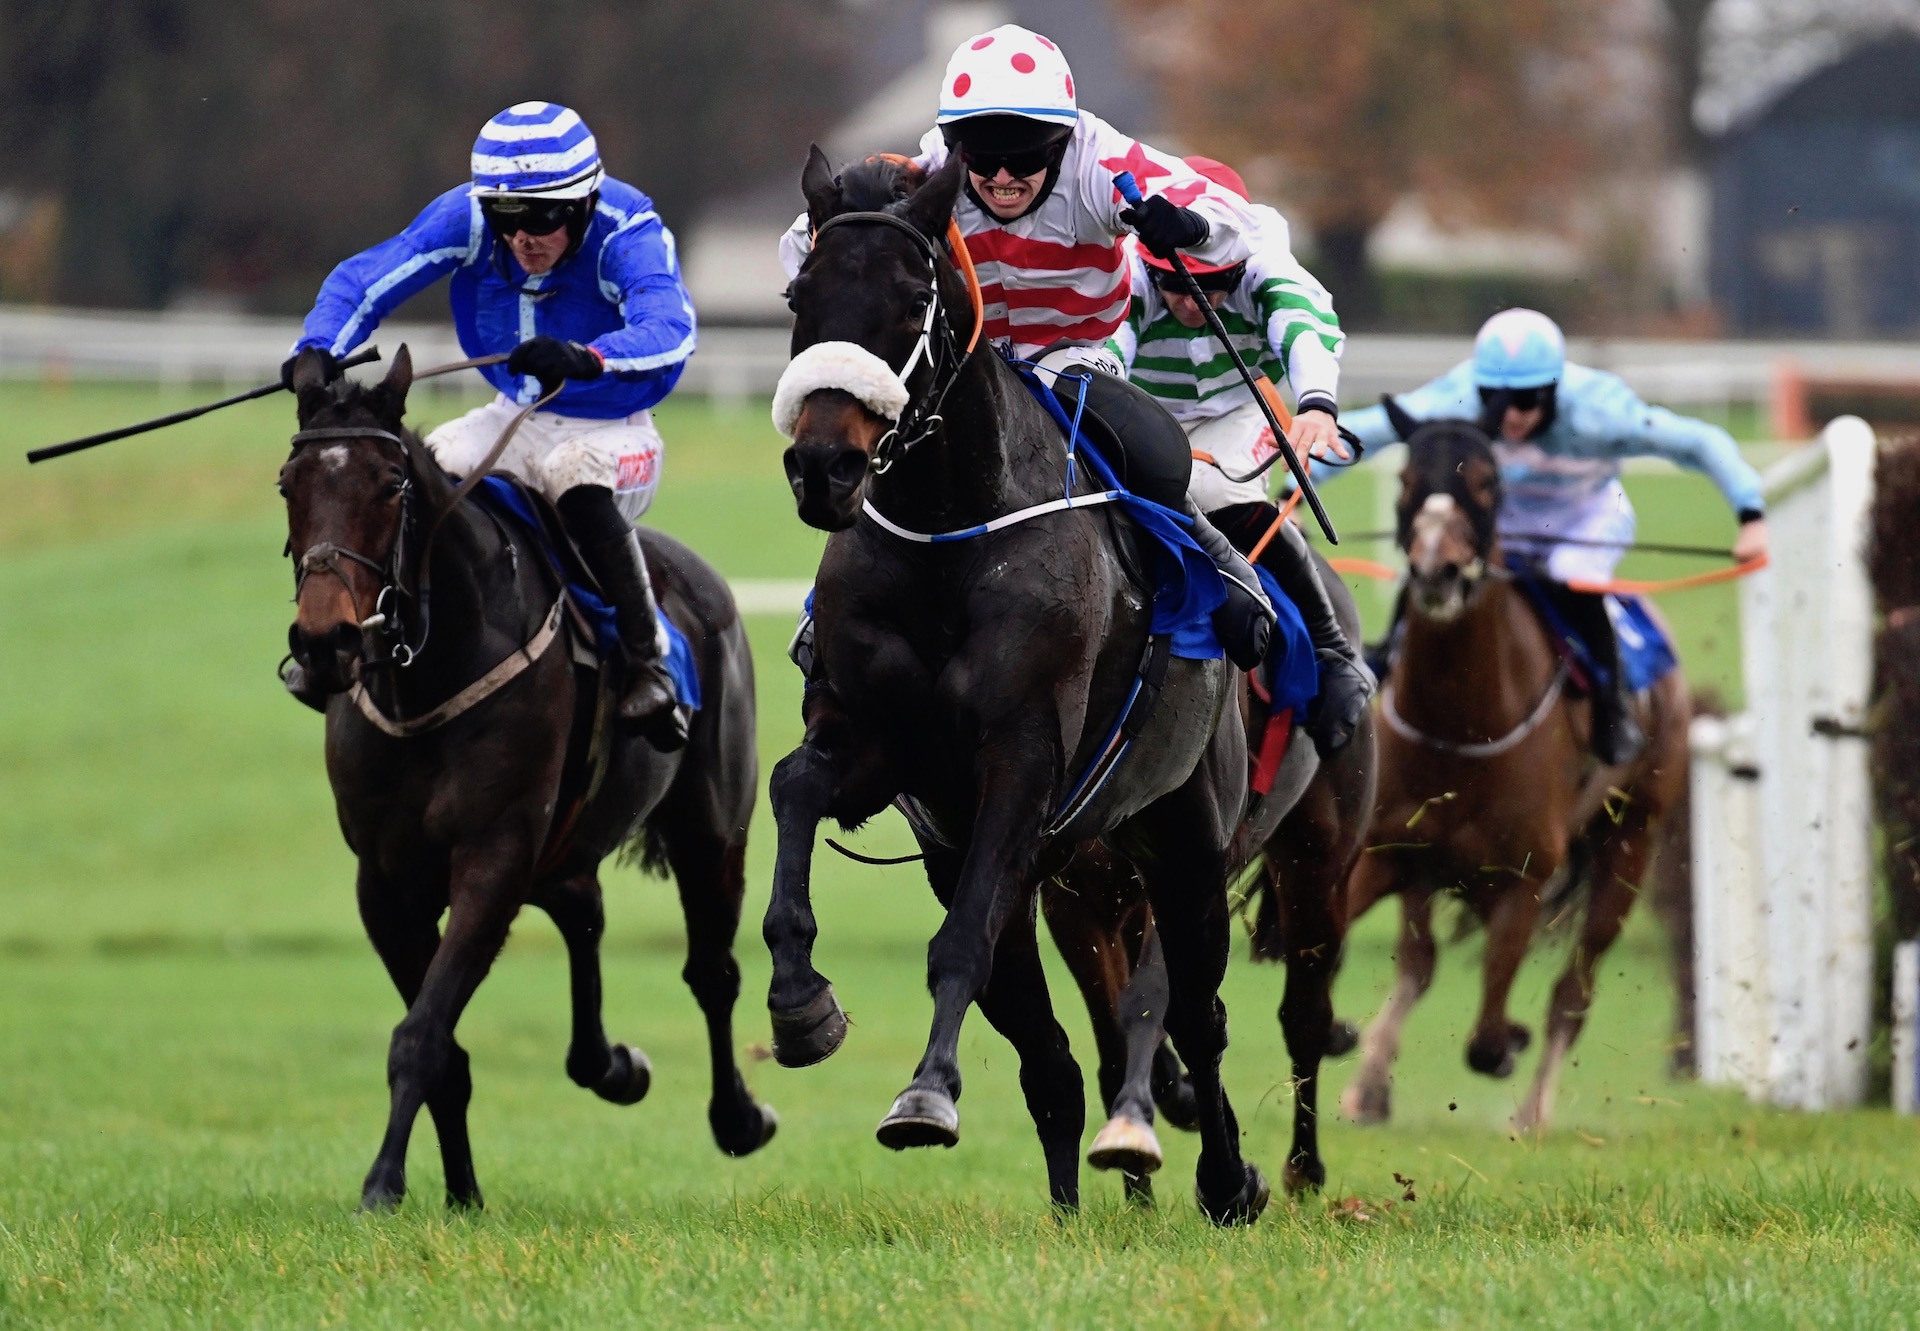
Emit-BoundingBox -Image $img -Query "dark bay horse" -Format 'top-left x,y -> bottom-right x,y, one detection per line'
280,347 -> 775,1209
1342,407 -> 1688,1132
766,149 -> 1269,1222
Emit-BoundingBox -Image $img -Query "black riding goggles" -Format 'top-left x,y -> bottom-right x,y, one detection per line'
481,197 -> 581,237
960,142 -> 1065,181
1150,262 -> 1245,295
1480,385 -> 1550,411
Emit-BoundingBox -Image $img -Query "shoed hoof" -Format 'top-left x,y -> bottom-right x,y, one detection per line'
1326,1018 -> 1362,1059
595,1043 -> 654,1105
1466,1026 -> 1527,1079
1283,1153 -> 1326,1197
1197,1162 -> 1271,1227
1087,1115 -> 1164,1177
875,1086 -> 959,1150
1341,1080 -> 1391,1125
770,986 -> 848,1068
712,1099 -> 780,1158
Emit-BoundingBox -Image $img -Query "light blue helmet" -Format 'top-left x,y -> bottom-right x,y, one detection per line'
470,102 -> 604,199
1472,308 -> 1565,389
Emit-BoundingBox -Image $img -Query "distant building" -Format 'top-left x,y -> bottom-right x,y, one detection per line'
1710,34 -> 1920,337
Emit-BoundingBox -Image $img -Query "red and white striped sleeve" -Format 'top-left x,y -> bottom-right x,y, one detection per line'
1079,112 -> 1257,268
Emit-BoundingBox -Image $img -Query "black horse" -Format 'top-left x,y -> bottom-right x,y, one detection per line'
280,347 -> 775,1210
764,150 -> 1268,1223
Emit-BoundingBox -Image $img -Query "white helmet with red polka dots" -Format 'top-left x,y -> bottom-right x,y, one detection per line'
938,24 -> 1077,129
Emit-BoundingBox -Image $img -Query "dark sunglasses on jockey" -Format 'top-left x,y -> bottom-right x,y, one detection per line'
1149,261 -> 1245,296
481,195 -> 582,237
1480,385 -> 1550,411
960,142 -> 1066,181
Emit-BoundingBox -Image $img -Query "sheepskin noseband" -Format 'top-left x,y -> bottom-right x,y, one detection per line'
772,341 -> 911,439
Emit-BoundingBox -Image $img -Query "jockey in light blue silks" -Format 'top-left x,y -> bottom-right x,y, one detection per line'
285,101 -> 697,748
1344,308 -> 1770,763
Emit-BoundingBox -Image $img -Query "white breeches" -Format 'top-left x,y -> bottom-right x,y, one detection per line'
425,396 -> 665,522
1500,480 -> 1636,582
1184,401 -> 1278,510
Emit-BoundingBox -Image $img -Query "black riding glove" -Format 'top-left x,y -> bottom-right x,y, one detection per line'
280,347 -> 340,392
507,336 -> 604,398
1119,195 -> 1210,259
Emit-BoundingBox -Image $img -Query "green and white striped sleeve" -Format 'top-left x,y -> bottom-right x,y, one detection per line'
1247,245 -> 1343,407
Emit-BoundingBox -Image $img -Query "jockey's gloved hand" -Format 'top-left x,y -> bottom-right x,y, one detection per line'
280,348 -> 340,392
508,336 -> 604,398
1119,195 -> 1210,259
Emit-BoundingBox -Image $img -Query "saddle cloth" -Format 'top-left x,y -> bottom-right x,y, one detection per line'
475,476 -> 701,711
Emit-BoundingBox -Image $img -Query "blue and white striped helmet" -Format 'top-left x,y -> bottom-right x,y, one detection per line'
1472,308 -> 1565,389
470,102 -> 604,199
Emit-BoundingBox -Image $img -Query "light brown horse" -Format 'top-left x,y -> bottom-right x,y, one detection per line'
1341,410 -> 1689,1133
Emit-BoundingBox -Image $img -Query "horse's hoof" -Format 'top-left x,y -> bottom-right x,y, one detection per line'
1197,1163 -> 1271,1227
1341,1081 -> 1391,1124
595,1043 -> 653,1105
1087,1115 -> 1164,1176
1466,1037 -> 1518,1079
1326,1018 -> 1362,1058
1155,1076 -> 1202,1133
1283,1154 -> 1326,1196
358,1180 -> 405,1213
770,986 -> 848,1068
875,1087 -> 959,1150
712,1099 -> 779,1158
1124,1174 -> 1156,1208
445,1186 -> 485,1212
1507,1022 -> 1533,1054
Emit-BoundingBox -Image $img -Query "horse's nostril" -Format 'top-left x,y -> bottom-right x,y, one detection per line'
827,448 -> 868,489
782,447 -> 805,493
1441,562 -> 1462,582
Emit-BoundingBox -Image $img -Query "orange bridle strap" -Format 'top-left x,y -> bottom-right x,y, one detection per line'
946,218 -> 984,357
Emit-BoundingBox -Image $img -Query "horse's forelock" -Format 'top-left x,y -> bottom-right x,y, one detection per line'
1403,419 -> 1501,545
836,154 -> 922,213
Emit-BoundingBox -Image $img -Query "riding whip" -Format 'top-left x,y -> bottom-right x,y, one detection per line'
24,347 -> 392,464
1114,171 -> 1339,545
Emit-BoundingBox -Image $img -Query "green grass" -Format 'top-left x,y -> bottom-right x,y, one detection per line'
2,384 -> 1907,1328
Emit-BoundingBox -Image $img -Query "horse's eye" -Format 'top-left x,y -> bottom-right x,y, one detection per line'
383,477 -> 407,500
907,290 -> 933,317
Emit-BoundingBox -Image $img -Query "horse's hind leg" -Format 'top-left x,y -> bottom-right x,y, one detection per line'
666,828 -> 778,1157
976,901 -> 1087,1212
1515,815 -> 1651,1133
534,873 -> 654,1107
1343,879 -> 1436,1125
1042,875 -> 1164,1201
1267,851 -> 1345,1196
355,866 -> 482,1211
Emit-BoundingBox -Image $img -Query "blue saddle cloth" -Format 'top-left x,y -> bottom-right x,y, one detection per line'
1511,567 -> 1676,694
1012,363 -> 1318,706
475,476 -> 701,711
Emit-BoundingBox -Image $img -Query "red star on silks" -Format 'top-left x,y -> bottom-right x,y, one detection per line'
1162,180 -> 1208,207
1099,142 -> 1175,201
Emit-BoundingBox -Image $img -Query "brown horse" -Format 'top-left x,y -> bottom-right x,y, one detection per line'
1341,408 -> 1688,1132
280,347 -> 775,1209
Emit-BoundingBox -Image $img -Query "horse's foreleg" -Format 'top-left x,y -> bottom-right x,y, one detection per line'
535,874 -> 654,1107
1515,817 -> 1651,1133
667,828 -> 778,1157
1271,850 -> 1344,1196
763,740 -> 852,1067
1344,883 -> 1436,1124
1467,879 -> 1542,1079
360,841 -> 527,1212
877,758 -> 1051,1154
975,903 -> 1087,1212
356,866 -> 481,1210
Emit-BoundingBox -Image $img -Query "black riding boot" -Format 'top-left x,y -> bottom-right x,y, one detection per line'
557,485 -> 688,752
1212,501 -> 1375,754
1555,588 -> 1644,766
1186,502 -> 1277,672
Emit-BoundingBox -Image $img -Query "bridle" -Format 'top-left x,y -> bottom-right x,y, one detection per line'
807,209 -> 983,474
285,424 -> 428,671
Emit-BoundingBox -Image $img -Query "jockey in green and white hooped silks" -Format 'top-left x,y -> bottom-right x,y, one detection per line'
1106,156 -> 1372,756
287,101 -> 696,748
1344,307 -> 1771,764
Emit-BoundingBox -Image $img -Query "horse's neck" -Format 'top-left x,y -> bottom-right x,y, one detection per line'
866,356 -> 1068,532
1393,578 -> 1554,739
363,496 -> 549,718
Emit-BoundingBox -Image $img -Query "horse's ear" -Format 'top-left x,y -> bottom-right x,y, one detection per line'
802,144 -> 838,229
289,347 -> 333,416
370,343 -> 413,418
1382,393 -> 1422,443
900,151 -> 965,242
